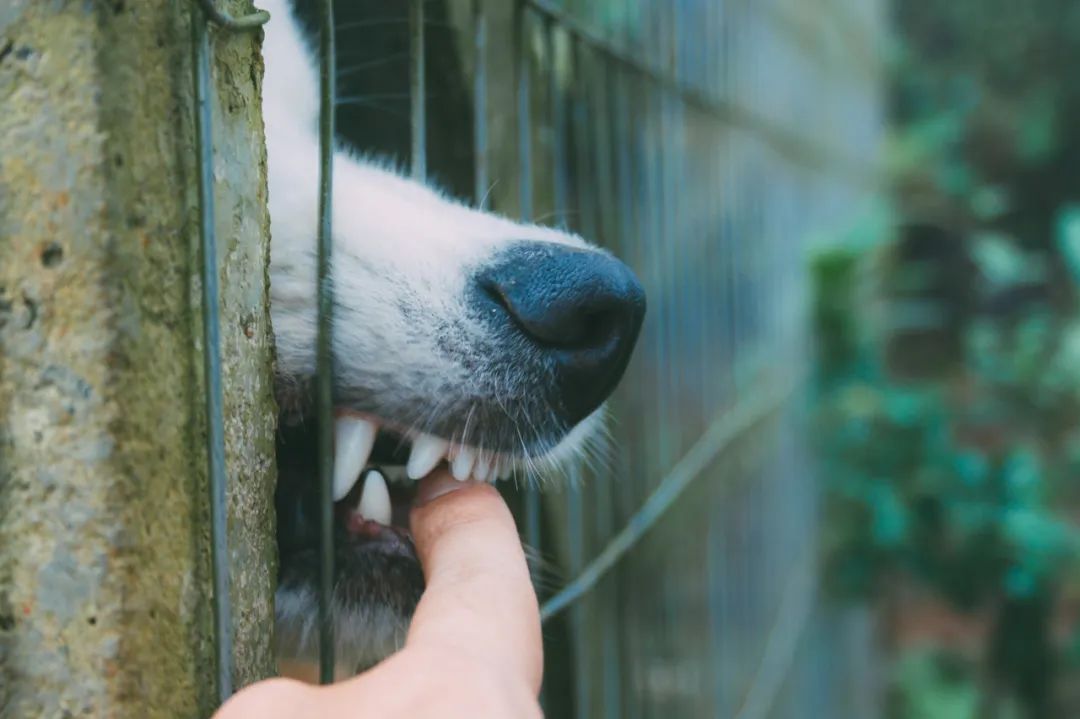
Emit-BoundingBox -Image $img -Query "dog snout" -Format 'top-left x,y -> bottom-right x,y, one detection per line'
476,242 -> 646,424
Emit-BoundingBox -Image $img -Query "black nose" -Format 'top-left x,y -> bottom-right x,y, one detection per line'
476,242 -> 646,424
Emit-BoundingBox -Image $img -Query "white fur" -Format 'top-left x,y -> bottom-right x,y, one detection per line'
274,583 -> 408,673
261,0 -> 605,465
263,0 -> 623,676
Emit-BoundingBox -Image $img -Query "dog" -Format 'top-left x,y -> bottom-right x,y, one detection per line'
262,0 -> 645,678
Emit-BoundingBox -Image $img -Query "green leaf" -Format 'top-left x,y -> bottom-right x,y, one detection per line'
1056,204 -> 1080,286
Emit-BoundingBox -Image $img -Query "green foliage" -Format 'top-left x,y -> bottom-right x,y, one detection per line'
814,250 -> 1080,596
888,649 -> 984,719
812,0 -> 1080,713
1056,205 -> 1080,286
812,235 -> 1080,713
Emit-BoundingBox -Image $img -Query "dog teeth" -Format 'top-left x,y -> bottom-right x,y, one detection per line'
357,469 -> 392,525
451,445 -> 477,481
473,454 -> 492,482
334,417 -> 519,491
407,433 -> 450,480
333,416 -> 378,501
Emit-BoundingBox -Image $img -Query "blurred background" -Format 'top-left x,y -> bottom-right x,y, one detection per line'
811,1 -> 1080,717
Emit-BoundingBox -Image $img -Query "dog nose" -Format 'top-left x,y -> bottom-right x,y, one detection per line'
477,243 -> 646,423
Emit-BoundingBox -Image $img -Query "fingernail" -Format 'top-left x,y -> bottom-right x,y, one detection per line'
414,469 -> 478,507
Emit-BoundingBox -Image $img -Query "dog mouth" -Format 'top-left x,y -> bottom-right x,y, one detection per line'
332,409 -> 523,504
331,467 -> 418,559
328,409 -> 530,549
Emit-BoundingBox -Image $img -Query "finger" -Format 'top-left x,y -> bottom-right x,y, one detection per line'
213,678 -> 312,719
406,470 -> 543,693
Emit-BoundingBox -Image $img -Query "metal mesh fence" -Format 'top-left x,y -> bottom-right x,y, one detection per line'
190,0 -> 272,701
492,1 -> 887,716
190,0 -> 887,713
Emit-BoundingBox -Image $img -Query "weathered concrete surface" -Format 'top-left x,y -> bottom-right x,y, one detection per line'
0,1 -> 276,716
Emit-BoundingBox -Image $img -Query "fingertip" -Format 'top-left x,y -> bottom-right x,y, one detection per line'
213,678 -> 313,719
413,469 -> 493,507
410,473 -> 511,565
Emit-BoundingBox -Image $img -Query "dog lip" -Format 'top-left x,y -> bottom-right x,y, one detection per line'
305,523 -> 419,565
342,516 -> 416,559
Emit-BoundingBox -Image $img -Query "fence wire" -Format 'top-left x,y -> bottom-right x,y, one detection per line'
189,0 -> 268,703
492,1 -> 884,716
189,0 -> 884,713
313,0 -> 337,686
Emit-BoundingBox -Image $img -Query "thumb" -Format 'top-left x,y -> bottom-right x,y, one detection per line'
406,470 -> 543,693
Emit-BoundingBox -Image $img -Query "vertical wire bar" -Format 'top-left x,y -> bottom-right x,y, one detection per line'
619,0 -> 639,535
671,0 -> 690,446
571,48 -> 596,242
725,3 -> 740,403
731,2 -> 750,676
640,5 -> 664,712
190,7 -> 233,702
568,471 -> 589,719
515,1 -> 541,554
639,14 -> 662,508
660,2 -> 679,468
552,25 -> 596,712
591,51 -> 622,719
316,0 -> 337,685
516,5 -> 533,222
512,12 -> 545,704
756,10 -> 769,366
410,0 -> 426,180
542,26 -> 566,632
590,58 -> 614,247
548,22 -> 568,217
473,0 -> 488,205
607,59 -> 635,719
705,0 -> 723,417
566,36 -> 592,719
612,68 -> 636,524
652,3 -> 673,475
660,2 -> 678,705
712,4 -> 730,709
707,517 -> 729,713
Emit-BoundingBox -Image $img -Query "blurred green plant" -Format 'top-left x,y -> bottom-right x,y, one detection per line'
812,239 -> 1080,718
887,649 -> 984,719
810,3 -> 1080,715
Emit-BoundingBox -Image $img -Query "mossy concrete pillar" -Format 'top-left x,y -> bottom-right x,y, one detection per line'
0,1 -> 276,716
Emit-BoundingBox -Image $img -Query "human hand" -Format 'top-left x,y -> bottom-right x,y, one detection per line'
215,470 -> 543,718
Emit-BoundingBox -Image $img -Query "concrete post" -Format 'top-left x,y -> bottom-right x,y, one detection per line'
0,1 -> 276,716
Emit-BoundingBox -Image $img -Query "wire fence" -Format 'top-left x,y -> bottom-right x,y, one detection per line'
190,0 -> 886,714
189,0 -> 271,702
491,1 -> 886,716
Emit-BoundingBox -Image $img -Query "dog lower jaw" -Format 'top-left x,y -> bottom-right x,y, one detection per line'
272,407 -> 607,682
274,542 -> 423,681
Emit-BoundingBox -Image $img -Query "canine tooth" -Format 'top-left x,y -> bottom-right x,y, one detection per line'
333,416 -> 378,501
472,454 -> 492,482
357,470 -> 392,525
451,446 -> 477,481
406,433 -> 450,480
